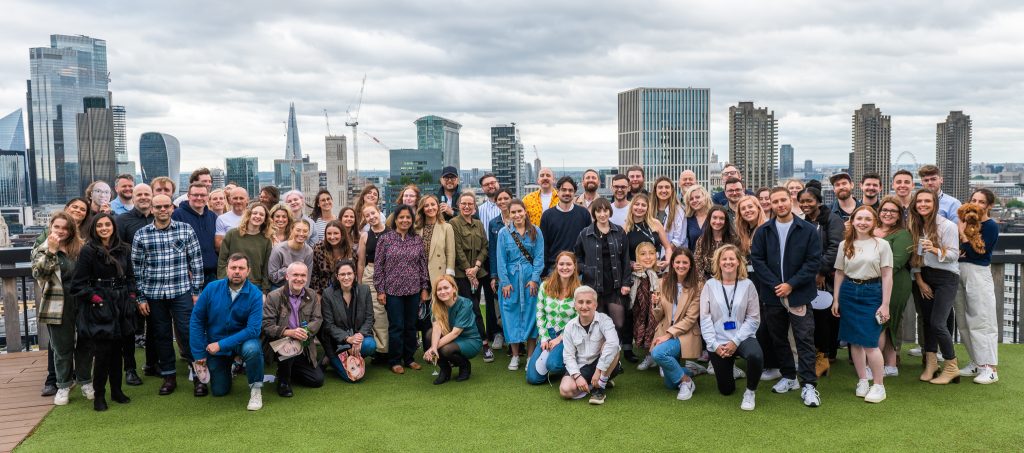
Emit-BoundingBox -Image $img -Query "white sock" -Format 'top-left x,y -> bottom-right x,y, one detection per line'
535,350 -> 550,375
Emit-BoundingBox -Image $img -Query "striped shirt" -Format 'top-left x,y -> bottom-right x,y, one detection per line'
132,220 -> 204,303
478,199 -> 502,241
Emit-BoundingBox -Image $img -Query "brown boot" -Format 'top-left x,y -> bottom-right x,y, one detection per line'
930,358 -> 961,385
919,352 -> 939,382
815,352 -> 830,377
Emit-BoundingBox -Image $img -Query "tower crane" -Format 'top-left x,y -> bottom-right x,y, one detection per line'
323,109 -> 332,136
345,75 -> 366,184
364,131 -> 390,151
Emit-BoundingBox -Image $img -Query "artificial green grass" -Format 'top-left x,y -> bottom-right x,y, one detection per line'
17,345 -> 1024,452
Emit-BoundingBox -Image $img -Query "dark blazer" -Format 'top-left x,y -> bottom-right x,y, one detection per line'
320,283 -> 375,354
749,216 -> 822,307
574,223 -> 633,294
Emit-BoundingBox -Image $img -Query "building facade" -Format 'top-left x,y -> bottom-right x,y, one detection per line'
76,97 -> 116,193
388,148 -> 442,213
936,111 -> 972,202
0,109 -> 29,207
139,132 -> 180,185
728,102 -> 778,190
804,159 -> 813,174
415,115 -> 461,170
780,144 -> 794,179
325,135 -> 348,207
225,157 -> 259,197
618,88 -> 711,189
851,104 -> 892,195
491,124 -> 524,197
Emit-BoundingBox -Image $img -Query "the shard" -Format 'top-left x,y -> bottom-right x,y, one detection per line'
285,102 -> 302,159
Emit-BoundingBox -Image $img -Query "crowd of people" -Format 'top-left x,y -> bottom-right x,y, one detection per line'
31,162 -> 1002,412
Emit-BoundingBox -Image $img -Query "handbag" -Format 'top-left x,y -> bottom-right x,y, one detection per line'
337,347 -> 366,381
269,337 -> 303,360
507,225 -> 534,262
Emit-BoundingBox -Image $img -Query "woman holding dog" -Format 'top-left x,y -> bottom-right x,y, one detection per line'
954,189 -> 1000,385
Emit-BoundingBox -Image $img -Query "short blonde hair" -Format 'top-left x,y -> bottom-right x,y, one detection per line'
711,244 -> 748,280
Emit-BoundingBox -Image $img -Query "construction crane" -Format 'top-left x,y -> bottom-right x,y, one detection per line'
323,109 -> 332,136
364,131 -> 390,151
345,75 -> 366,184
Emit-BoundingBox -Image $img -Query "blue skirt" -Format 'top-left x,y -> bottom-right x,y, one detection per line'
838,280 -> 883,348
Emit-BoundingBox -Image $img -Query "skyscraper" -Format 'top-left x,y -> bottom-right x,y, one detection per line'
804,159 -> 813,174
139,132 -> 180,185
415,115 -> 461,170
851,104 -> 892,195
210,167 -> 225,189
225,157 -> 259,197
618,88 -> 711,189
936,111 -> 972,201
286,103 -> 302,160
728,101 -> 778,190
276,103 -> 305,189
325,135 -> 348,207
0,109 -> 26,151
111,105 -> 134,176
0,109 -> 29,206
779,144 -> 794,179
28,34 -> 110,205
491,124 -> 524,197
76,96 -> 116,192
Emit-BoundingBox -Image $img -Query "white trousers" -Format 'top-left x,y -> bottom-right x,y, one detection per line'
954,262 -> 999,366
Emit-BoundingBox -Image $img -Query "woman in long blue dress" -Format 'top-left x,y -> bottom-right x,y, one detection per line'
496,199 -> 545,372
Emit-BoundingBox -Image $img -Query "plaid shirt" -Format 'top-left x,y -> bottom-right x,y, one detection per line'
132,220 -> 204,303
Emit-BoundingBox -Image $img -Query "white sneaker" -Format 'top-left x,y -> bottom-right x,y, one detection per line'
676,379 -> 695,401
707,363 -> 715,375
684,361 -> 708,376
492,334 -> 505,349
772,378 -> 800,393
801,384 -> 821,407
247,388 -> 263,411
959,361 -> 979,377
937,353 -> 945,362
884,366 -> 899,377
864,384 -> 886,403
733,366 -> 746,379
973,366 -> 999,385
760,368 -> 782,381
81,383 -> 95,401
54,388 -> 70,406
508,355 -> 520,371
535,350 -> 550,375
855,379 -> 870,397
637,354 -> 655,371
658,367 -> 664,378
908,347 -> 922,357
741,389 -> 756,411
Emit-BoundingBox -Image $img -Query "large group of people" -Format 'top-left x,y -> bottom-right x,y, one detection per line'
31,161 -> 1002,412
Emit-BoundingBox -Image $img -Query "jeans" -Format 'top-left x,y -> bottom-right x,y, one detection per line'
955,262 -> 999,366
764,302 -> 817,386
707,337 -> 764,395
914,267 -> 959,360
328,338 -> 377,383
525,341 -> 566,384
48,323 -> 92,389
207,338 -> 264,396
149,292 -> 195,376
651,338 -> 691,389
385,294 -> 421,366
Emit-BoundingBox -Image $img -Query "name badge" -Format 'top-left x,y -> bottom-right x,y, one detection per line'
723,320 -> 737,331
746,264 -> 754,272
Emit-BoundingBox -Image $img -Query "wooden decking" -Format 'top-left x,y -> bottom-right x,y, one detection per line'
0,351 -> 52,453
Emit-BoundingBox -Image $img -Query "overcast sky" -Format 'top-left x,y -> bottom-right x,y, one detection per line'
2,1 -> 1022,173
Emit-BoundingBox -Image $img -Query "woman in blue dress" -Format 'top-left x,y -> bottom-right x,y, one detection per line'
496,199 -> 545,372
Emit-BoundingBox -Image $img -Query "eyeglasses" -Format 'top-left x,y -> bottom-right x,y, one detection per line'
153,204 -> 173,210
612,185 -> 628,190
189,193 -> 208,198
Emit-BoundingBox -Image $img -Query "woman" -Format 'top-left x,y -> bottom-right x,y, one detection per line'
357,204 -> 388,356
955,189 -> 1000,384
832,205 -> 893,403
488,189 -> 514,292
217,204 -> 274,292
450,192 -> 490,353
699,244 -> 762,411
574,197 -> 632,361
415,194 -> 456,352
909,189 -> 961,384
33,212 -> 92,406
339,207 -> 360,255
395,184 -> 422,215
268,219 -> 314,288
283,190 -> 309,226
624,193 -> 673,264
85,180 -> 112,215
693,206 -> 737,279
373,204 -> 431,374
734,195 -> 767,259
756,187 -> 772,216
650,247 -> 702,401
67,213 -> 135,411
321,260 -> 377,382
423,275 -> 483,384
208,189 -> 227,216
873,196 -> 914,377
786,179 -> 805,219
311,220 -> 354,295
526,251 -> 580,384
684,185 -> 712,252
496,199 -> 545,371
797,186 -> 845,377
354,185 -> 384,232
268,204 -> 294,246
310,189 -> 338,242
653,176 -> 688,249
259,185 -> 280,211
34,198 -> 90,251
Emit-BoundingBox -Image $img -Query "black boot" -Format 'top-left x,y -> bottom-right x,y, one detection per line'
125,369 -> 142,386
623,349 -> 639,363
94,390 -> 108,412
110,382 -> 130,404
433,359 -> 452,385
277,379 -> 293,397
453,355 -> 472,382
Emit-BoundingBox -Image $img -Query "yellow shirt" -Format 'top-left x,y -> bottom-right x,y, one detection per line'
523,189 -> 557,226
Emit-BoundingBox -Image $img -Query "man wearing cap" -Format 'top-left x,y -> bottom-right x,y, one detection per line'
524,167 -> 557,225
437,166 -> 461,221
828,172 -> 860,222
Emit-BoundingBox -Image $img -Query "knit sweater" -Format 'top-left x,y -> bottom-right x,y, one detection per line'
218,228 -> 273,291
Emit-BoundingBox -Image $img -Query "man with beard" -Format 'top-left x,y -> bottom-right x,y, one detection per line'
575,169 -> 602,208
678,170 -> 697,196
712,164 -> 754,206
436,166 -> 461,221
859,172 -> 882,210
918,165 -> 960,223
524,167 -> 557,225
828,173 -> 859,222
541,176 -> 592,275
626,166 -> 648,200
110,174 -> 135,215
609,174 -> 631,227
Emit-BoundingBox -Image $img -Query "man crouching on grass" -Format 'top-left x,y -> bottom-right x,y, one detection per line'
559,285 -> 623,405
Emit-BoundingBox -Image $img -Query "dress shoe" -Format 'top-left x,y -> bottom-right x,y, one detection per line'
194,381 -> 209,397
277,381 -> 294,397
41,383 -> 58,397
125,369 -> 143,386
391,365 -> 405,375
407,362 -> 422,371
623,350 -> 639,363
111,392 -> 131,404
94,397 -> 108,412
158,376 -> 177,395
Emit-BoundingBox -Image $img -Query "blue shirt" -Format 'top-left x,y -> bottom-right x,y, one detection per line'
131,220 -> 205,303
938,192 -> 961,224
189,279 -> 264,360
110,197 -> 132,215
171,203 -> 219,271
829,198 -> 861,222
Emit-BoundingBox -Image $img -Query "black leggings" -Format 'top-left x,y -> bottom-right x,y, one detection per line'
439,343 -> 468,367
598,292 -> 632,347
91,339 -> 124,399
913,267 -> 958,360
707,337 -> 763,395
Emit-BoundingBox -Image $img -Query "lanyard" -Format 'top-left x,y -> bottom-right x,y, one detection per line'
720,283 -> 737,318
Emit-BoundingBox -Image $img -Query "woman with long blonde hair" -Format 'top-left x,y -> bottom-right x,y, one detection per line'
423,275 -> 482,384
217,204 -> 274,292
652,176 -> 688,249
734,195 -> 767,257
684,185 -> 712,251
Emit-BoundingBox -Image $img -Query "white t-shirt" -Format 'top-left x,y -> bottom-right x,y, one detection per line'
774,219 -> 793,280
540,192 -> 553,212
610,202 -> 629,227
835,238 -> 893,280
215,211 -> 243,236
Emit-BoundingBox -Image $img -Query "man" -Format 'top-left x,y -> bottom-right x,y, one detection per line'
477,173 -> 502,237
678,170 -> 697,195
574,169 -> 602,209
626,166 -> 648,200
523,167 -> 557,225
918,164 -> 960,223
263,262 -> 324,397
436,166 -> 461,220
172,182 -> 220,286
114,183 -> 154,384
559,285 -> 622,405
110,174 -> 135,215
722,177 -> 746,221
541,176 -> 592,275
132,194 -> 205,397
750,187 -> 822,408
712,164 -> 753,205
609,174 -> 630,227
174,168 -> 213,207
150,176 -> 177,200
859,172 -> 882,210
473,173 -> 502,353
828,172 -> 859,221
215,187 -> 249,250
891,170 -> 915,219
189,253 -> 264,411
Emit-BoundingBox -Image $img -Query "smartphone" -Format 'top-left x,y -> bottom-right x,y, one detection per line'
875,311 -> 885,325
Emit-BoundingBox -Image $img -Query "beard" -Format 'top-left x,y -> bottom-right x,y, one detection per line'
836,189 -> 851,200
583,182 -> 598,192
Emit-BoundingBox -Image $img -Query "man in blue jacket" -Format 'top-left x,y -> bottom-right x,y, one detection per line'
171,182 -> 219,288
750,187 -> 822,408
190,253 -> 265,411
